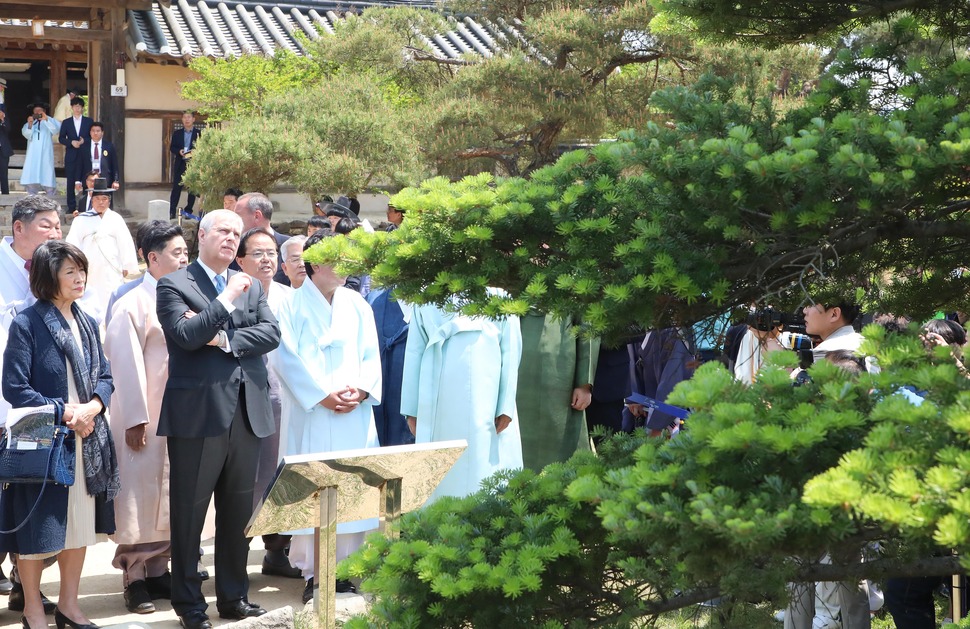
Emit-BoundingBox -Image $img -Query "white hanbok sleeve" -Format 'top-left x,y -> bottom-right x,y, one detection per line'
115,217 -> 140,274
495,315 -> 522,419
399,305 -> 429,418
274,295 -> 331,412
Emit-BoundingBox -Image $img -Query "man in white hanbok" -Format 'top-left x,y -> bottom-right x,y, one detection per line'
273,231 -> 381,602
104,221 -> 188,614
401,296 -> 523,501
65,179 -> 139,323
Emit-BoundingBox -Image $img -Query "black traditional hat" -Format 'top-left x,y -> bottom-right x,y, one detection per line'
90,177 -> 114,197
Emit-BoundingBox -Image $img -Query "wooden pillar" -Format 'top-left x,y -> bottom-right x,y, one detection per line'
50,49 -> 66,116
51,49 -> 66,169
93,7 -> 126,208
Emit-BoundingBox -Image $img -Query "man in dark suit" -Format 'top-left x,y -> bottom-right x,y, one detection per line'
169,110 -> 202,219
155,209 -> 280,629
81,122 -> 120,187
232,192 -> 291,285
0,105 -> 12,195
58,96 -> 93,213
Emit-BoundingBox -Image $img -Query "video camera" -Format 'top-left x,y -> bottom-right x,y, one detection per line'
745,307 -> 806,333
745,307 -> 814,368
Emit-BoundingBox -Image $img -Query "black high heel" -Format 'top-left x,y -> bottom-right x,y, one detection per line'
53,608 -> 99,629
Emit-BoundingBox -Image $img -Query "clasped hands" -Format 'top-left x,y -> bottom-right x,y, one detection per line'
63,398 -> 102,438
406,414 -> 512,435
320,387 -> 368,413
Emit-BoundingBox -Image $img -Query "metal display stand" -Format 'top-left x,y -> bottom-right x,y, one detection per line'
246,440 -> 467,628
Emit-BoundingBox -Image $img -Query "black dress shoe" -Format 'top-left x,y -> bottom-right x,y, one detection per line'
197,562 -> 209,581
145,572 -> 172,600
217,600 -> 267,620
124,580 -> 155,614
0,567 -> 13,595
178,610 -> 212,629
336,579 -> 357,594
261,551 -> 302,579
302,578 -> 314,604
53,608 -> 100,629
9,582 -> 56,614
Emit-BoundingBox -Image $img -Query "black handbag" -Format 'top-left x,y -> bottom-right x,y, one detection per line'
0,425 -> 76,534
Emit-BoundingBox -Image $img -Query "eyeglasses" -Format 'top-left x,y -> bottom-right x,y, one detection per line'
245,250 -> 277,260
285,255 -> 304,265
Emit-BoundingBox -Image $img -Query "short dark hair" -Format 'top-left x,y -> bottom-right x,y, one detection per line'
224,188 -> 244,199
12,195 -> 59,227
85,171 -> 98,182
30,240 -> 88,302
303,229 -> 336,278
90,122 -> 104,132
236,227 -> 275,259
69,96 -> 84,107
140,221 -> 184,267
334,217 -> 359,235
923,318 -> 967,347
823,301 -> 861,326
307,216 -> 330,232
239,193 -> 274,221
183,109 -> 196,116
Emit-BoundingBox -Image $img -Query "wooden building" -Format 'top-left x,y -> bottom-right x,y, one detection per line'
0,0 -> 510,211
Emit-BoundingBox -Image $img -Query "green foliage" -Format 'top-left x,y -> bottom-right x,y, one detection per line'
344,329 -> 970,626
308,28 -> 970,337
655,0 -> 970,47
340,435 -> 658,628
181,52 -> 323,121
179,117 -> 311,202
179,3 -> 823,196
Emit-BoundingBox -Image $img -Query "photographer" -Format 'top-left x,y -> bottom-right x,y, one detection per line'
802,300 -> 864,361
19,104 -> 59,196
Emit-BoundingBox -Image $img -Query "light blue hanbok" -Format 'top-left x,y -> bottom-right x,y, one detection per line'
20,117 -> 59,190
400,301 -> 523,502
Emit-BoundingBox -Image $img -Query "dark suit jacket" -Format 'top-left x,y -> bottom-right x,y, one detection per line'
0,115 -> 12,159
273,229 -> 290,286
81,138 -> 118,184
156,261 -> 280,439
58,116 -> 94,164
170,127 -> 202,180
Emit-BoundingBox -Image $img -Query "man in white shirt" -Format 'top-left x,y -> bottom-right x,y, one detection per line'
786,298 -> 869,629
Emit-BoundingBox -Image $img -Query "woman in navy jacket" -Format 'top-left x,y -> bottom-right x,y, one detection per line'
0,240 -> 118,629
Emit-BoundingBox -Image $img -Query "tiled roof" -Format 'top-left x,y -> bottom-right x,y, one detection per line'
127,0 -> 521,61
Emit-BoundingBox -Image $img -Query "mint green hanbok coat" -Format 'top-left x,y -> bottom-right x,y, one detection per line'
20,117 -> 59,188
401,302 -> 522,502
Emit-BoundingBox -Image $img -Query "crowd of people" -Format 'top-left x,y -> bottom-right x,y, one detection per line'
0,175 -> 958,629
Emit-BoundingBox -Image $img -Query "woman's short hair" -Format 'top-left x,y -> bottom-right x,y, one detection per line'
30,240 -> 88,302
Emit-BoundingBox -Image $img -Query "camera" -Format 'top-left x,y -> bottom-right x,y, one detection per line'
32,113 -> 42,121
778,331 -> 814,351
744,307 -> 806,333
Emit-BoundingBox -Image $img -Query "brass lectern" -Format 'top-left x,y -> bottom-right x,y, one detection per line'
246,440 -> 467,628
